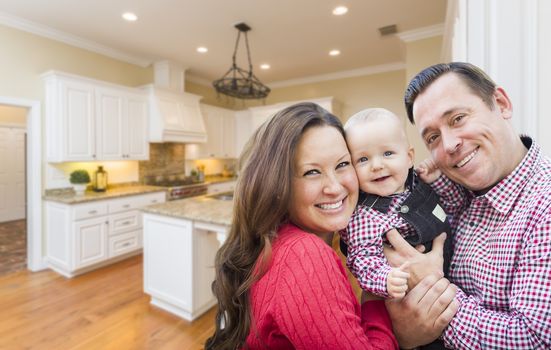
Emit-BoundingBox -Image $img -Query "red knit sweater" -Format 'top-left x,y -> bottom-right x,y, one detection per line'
245,223 -> 398,349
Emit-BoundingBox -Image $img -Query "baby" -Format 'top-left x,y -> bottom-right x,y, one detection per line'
340,108 -> 451,298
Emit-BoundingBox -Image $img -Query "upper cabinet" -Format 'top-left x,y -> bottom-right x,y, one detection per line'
43,71 -> 149,162
185,104 -> 236,159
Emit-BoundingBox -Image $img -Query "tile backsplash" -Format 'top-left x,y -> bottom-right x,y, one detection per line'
139,143 -> 237,182
139,143 -> 187,181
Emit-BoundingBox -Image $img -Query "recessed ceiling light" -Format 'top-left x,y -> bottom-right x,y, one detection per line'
329,49 -> 341,56
122,12 -> 138,21
332,6 -> 348,16
197,47 -> 208,53
260,64 -> 271,70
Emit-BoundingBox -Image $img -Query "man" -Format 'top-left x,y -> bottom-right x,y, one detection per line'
384,62 -> 551,349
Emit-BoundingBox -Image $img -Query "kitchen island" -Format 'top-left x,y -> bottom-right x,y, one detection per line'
141,194 -> 232,321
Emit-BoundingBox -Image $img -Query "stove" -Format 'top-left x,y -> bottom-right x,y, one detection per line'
145,175 -> 208,201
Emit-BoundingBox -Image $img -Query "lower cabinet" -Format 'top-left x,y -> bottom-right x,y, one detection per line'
143,213 -> 228,321
46,191 -> 166,277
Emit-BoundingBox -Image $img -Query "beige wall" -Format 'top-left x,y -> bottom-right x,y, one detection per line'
403,36 -> 444,163
188,70 -> 407,123
0,24 -> 153,101
0,105 -> 27,126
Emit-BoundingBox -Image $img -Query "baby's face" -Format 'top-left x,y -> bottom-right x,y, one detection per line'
346,118 -> 413,197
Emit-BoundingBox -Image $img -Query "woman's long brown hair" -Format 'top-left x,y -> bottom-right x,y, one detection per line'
205,102 -> 344,350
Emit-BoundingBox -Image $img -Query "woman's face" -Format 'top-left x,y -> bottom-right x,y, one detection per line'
288,125 -> 359,236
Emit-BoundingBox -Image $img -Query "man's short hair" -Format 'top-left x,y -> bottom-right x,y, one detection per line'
404,62 -> 497,124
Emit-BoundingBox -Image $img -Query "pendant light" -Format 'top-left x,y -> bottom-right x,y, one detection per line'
213,22 -> 270,100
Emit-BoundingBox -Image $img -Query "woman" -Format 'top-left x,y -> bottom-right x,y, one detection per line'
205,102 -> 398,349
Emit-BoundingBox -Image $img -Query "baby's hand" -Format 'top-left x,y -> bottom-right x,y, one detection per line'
416,158 -> 441,184
387,262 -> 410,299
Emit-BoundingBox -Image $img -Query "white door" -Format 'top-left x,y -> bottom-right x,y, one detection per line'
0,127 -> 26,222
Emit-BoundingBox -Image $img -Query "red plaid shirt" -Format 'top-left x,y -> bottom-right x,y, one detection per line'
340,191 -> 417,297
432,137 -> 551,349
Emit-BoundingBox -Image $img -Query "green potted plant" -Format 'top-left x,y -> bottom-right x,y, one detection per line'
69,169 -> 91,195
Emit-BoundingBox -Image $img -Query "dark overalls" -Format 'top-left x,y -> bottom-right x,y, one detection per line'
340,169 -> 453,350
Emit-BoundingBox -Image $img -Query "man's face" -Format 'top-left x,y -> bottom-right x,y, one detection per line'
412,73 -> 515,192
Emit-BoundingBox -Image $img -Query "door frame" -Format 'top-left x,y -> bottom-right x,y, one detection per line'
0,96 -> 43,271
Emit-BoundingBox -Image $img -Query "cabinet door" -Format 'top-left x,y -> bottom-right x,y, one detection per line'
74,217 -> 108,269
96,87 -> 124,160
125,94 -> 149,160
206,112 -> 223,157
61,80 -> 96,161
221,112 -> 236,158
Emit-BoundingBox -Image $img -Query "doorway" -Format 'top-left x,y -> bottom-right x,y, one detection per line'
0,106 -> 27,275
0,97 -> 42,272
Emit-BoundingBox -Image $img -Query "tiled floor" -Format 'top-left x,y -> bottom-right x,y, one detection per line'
0,219 -> 26,275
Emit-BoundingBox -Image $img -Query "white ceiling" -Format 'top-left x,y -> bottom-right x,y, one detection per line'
0,0 -> 447,85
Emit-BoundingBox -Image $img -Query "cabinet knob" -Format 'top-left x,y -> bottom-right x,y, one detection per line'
123,204 -> 130,208
89,210 -> 97,214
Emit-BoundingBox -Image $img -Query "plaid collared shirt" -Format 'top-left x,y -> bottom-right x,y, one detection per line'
432,137 -> 551,349
340,190 -> 416,297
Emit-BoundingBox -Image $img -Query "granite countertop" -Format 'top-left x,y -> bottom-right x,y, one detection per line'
142,195 -> 233,226
43,185 -> 167,204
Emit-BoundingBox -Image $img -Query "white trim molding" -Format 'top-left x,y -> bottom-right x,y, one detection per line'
0,11 -> 152,67
268,62 -> 406,89
397,23 -> 445,43
0,96 -> 45,271
187,62 -> 406,89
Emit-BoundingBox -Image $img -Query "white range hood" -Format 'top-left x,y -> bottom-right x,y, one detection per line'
145,60 -> 207,144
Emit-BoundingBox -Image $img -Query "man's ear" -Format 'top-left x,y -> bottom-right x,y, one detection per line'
494,87 -> 513,120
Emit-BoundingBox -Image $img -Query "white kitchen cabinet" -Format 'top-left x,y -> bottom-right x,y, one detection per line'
185,104 -> 237,159
206,180 -> 236,195
45,191 -> 166,277
43,71 -> 149,162
143,214 -> 226,321
97,88 -> 149,160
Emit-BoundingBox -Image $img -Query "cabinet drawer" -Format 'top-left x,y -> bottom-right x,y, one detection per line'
74,202 -> 108,221
134,192 -> 166,207
108,230 -> 140,258
109,197 -> 140,213
109,210 -> 141,236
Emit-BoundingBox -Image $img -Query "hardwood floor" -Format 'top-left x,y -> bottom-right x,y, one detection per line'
0,219 -> 26,276
0,255 -> 216,350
